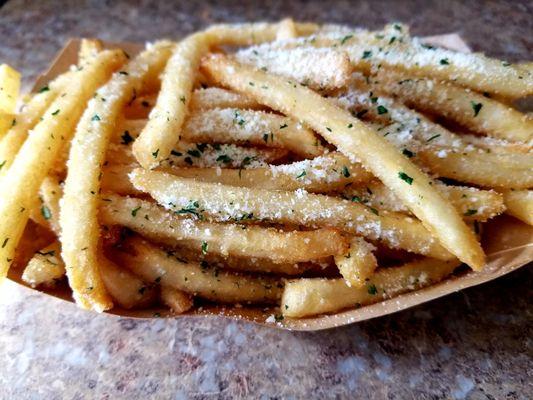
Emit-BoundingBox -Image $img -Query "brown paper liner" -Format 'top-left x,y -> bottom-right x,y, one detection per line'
8,35 -> 531,331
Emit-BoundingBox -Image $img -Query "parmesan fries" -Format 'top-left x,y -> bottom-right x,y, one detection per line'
1,20 -> 531,321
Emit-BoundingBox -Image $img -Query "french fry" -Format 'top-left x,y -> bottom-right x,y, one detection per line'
107,139 -> 288,169
0,72 -> 72,178
125,87 -> 262,119
21,241 -> 64,288
126,86 -> 260,119
502,190 -> 533,225
111,236 -> 283,304
130,169 -> 453,260
99,194 -> 348,263
132,34 -> 209,168
60,42 -> 172,311
0,64 -> 21,113
181,108 -> 324,158
78,38 -> 104,64
373,70 -> 533,142
159,152 -> 373,193
203,21 -> 318,47
36,176 -> 63,235
98,256 -> 158,309
235,46 -> 352,90
417,149 -> 533,189
345,181 -> 505,222
201,54 -> 484,270
282,258 -> 461,318
0,112 -> 15,138
160,286 -> 194,313
167,244 -> 320,276
459,134 -> 532,154
334,236 -> 377,288
189,87 -> 262,111
0,49 -> 126,285
275,18 -> 298,40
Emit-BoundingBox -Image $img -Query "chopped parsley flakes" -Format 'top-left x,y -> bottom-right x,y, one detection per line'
362,50 -> 372,59
41,206 -> 52,220
342,166 -> 350,178
398,171 -> 414,185
121,130 -> 134,145
296,170 -> 307,179
471,101 -> 483,117
402,149 -> 414,158
376,105 -> 388,115
367,283 -> 378,295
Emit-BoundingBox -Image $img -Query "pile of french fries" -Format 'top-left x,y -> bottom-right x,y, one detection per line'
0,20 -> 531,320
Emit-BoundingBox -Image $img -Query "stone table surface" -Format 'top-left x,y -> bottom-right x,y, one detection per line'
0,0 -> 532,399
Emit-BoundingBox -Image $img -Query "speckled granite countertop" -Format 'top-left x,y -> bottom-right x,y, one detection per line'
0,0 -> 532,398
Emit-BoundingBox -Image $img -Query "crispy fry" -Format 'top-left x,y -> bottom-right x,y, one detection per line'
112,236 -> 283,304
78,38 -> 104,64
0,72 -> 71,179
417,149 -> 533,189
158,152 -> 372,193
130,169 -> 453,260
373,70 -> 533,142
275,18 -> 298,40
60,42 -> 172,311
189,87 -> 262,111
181,108 -> 324,158
21,241 -> 64,288
0,49 -> 125,283
160,286 -> 194,313
167,244 -> 320,276
346,181 -> 505,222
107,139 -> 289,169
334,236 -> 377,288
502,190 -> 533,225
201,54 -> 484,269
235,46 -> 352,90
0,64 -> 20,113
132,35 -> 209,168
282,258 -> 461,318
203,21 -> 318,47
36,176 -> 63,234
99,256 -> 157,309
0,112 -> 15,138
99,194 -> 347,263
